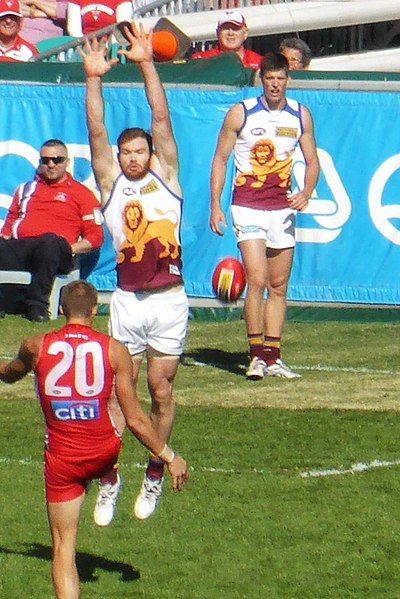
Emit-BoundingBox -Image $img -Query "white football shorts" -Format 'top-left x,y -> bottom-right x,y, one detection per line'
231,205 -> 296,249
109,285 -> 189,357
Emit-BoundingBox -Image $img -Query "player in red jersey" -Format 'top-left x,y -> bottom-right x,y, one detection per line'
0,280 -> 188,599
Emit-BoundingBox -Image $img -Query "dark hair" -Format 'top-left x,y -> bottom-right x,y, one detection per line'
61,280 -> 97,318
260,52 -> 289,77
117,128 -> 153,153
279,37 -> 312,68
41,139 -> 68,154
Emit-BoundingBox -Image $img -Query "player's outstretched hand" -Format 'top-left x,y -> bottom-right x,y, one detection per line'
118,22 -> 153,64
78,36 -> 118,78
167,455 -> 189,492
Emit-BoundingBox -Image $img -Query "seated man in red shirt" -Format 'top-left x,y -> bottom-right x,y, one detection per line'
0,0 -> 38,61
191,10 -> 262,71
0,139 -> 104,322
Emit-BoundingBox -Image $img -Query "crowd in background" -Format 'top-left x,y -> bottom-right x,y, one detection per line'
0,1 -> 312,68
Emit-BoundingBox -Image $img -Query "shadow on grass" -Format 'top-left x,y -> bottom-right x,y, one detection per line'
0,543 -> 140,582
182,348 -> 246,376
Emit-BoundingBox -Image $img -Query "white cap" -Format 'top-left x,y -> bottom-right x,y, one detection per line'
217,10 -> 247,29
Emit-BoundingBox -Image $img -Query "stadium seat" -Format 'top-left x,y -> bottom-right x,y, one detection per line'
36,36 -> 81,63
36,36 -> 77,53
0,263 -> 80,320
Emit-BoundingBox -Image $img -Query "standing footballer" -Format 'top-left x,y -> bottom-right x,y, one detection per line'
210,52 -> 319,380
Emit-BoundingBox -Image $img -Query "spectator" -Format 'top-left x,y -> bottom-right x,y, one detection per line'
20,0 -> 67,45
0,139 -> 104,322
279,37 -> 312,71
0,0 -> 38,61
66,0 -> 132,37
0,279 -> 188,599
192,10 -> 262,71
210,52 -> 319,380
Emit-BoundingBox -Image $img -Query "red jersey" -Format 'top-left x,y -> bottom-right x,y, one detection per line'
0,35 -> 38,62
1,173 -> 103,249
192,46 -> 262,70
68,0 -> 122,34
35,324 -> 120,459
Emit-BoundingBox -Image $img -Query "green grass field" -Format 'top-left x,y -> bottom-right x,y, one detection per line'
1,313 -> 400,598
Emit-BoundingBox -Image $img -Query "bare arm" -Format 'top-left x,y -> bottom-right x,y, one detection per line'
23,0 -> 66,19
66,1 -> 82,37
115,0 -> 132,22
0,336 -> 41,384
119,24 -> 180,193
288,105 -> 320,212
110,339 -> 188,491
79,37 -> 120,205
210,103 -> 243,236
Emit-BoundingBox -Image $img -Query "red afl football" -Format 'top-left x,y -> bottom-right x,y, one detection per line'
212,257 -> 246,303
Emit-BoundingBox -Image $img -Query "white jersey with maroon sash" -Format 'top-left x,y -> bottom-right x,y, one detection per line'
103,170 -> 183,292
232,96 -> 303,211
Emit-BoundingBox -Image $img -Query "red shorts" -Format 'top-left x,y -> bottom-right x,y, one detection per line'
44,437 -> 121,503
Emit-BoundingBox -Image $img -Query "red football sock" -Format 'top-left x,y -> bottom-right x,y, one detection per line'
99,465 -> 119,486
146,455 -> 165,481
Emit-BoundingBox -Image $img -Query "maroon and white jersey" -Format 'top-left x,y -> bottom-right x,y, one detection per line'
35,324 -> 119,458
103,170 -> 184,292
232,96 -> 303,211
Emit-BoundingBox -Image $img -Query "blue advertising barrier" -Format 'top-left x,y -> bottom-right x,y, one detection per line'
0,82 -> 399,304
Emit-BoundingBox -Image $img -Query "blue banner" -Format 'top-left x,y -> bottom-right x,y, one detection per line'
0,83 -> 399,304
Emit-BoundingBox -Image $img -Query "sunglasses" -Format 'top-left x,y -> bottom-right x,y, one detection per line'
39,156 -> 67,165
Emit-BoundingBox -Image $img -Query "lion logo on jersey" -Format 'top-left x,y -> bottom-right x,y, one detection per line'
235,139 -> 292,189
118,200 -> 179,264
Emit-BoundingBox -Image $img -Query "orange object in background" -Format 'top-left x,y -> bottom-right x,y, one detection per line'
151,30 -> 178,62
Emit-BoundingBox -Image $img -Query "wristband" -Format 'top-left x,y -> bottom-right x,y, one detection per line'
158,444 -> 175,464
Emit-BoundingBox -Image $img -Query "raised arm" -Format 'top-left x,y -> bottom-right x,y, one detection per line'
110,339 -> 188,491
210,103 -> 243,236
288,105 -> 320,212
119,23 -> 180,193
79,37 -> 120,205
0,336 -> 41,384
66,1 -> 82,37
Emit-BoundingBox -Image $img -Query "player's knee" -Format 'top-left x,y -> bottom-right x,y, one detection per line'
149,381 -> 174,409
268,279 -> 288,298
247,271 -> 267,291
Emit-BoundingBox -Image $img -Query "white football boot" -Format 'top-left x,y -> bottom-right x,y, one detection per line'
134,474 -> 164,520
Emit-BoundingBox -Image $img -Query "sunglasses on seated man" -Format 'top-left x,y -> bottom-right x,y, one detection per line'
39,156 -> 67,165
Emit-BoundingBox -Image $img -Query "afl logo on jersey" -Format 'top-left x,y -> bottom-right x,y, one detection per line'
51,400 -> 99,421
122,187 -> 137,197
251,128 -> 266,136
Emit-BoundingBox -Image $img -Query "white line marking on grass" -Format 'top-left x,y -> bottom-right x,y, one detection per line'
300,459 -> 400,478
0,456 -> 266,476
2,355 -> 399,377
4,455 -> 400,479
297,365 -> 400,375
183,357 -> 400,376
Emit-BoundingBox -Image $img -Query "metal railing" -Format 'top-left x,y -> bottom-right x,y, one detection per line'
30,0 -> 400,65
30,0 -> 292,63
